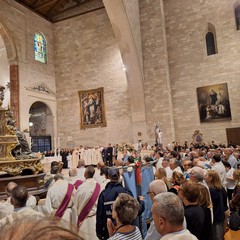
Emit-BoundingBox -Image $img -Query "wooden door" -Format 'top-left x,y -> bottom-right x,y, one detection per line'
226,127 -> 240,145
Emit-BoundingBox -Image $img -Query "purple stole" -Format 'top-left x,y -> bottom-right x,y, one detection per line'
55,183 -> 74,218
74,180 -> 83,190
77,182 -> 101,226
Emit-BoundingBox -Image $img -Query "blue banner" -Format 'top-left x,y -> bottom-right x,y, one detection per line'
141,166 -> 155,238
123,168 -> 137,199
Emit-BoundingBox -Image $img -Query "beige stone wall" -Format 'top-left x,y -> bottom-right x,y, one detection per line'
2,0 -> 240,148
140,0 -> 175,146
53,9 -> 132,147
0,0 -> 56,133
164,0 -> 240,145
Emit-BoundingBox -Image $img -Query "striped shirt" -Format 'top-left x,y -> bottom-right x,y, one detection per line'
108,226 -> 142,240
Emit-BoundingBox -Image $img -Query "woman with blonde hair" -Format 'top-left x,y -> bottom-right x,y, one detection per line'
204,170 -> 228,240
155,168 -> 171,190
169,171 -> 185,195
197,183 -> 214,240
230,169 -> 240,213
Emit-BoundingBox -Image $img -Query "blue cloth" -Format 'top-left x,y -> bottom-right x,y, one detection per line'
141,166 -> 155,238
123,168 -> 137,199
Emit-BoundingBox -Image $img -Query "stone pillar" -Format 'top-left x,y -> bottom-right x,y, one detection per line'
10,65 -> 19,127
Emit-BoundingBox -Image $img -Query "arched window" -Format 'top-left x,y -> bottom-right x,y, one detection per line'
205,32 -> 216,55
235,5 -> 240,30
205,23 -> 218,56
34,32 -> 47,63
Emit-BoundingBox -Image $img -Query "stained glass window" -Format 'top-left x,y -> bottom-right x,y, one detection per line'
34,32 -> 47,63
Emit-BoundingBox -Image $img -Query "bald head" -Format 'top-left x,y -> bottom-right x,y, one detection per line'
97,161 -> 105,169
5,182 -> 18,197
115,159 -> 124,167
78,159 -> 86,168
69,167 -> 78,177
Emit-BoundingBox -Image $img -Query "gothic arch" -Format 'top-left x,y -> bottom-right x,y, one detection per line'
0,13 -> 19,126
0,14 -> 18,63
103,0 -> 148,142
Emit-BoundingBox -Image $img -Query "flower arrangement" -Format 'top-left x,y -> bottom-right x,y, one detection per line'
117,143 -> 135,153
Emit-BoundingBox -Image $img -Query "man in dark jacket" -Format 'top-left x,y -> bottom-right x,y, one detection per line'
106,143 -> 113,166
96,167 -> 133,240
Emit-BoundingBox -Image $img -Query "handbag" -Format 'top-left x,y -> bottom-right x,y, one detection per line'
229,212 -> 240,231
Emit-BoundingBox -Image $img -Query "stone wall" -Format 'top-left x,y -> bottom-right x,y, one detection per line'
0,0 -> 56,133
140,0 -> 175,146
164,0 -> 240,145
53,8 -> 132,147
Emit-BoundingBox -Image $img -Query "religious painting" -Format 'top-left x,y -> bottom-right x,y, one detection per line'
78,87 -> 106,129
197,83 -> 231,122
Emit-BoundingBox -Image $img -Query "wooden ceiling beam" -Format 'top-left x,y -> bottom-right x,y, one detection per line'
33,0 -> 58,10
32,0 -> 41,7
46,0 -> 67,16
47,0 -> 90,19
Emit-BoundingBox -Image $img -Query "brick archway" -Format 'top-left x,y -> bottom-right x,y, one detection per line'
0,15 -> 19,126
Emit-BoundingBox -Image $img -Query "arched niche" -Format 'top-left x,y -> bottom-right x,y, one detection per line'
29,101 -> 54,152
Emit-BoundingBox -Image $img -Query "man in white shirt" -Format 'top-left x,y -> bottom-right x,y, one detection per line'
211,154 -> 226,187
0,186 -> 43,228
152,192 -> 197,240
144,180 -> 167,240
0,182 -> 37,220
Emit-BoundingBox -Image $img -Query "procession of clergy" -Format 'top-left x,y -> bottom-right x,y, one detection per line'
0,141 -> 240,240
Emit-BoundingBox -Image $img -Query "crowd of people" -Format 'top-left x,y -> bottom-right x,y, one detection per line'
0,140 -> 240,240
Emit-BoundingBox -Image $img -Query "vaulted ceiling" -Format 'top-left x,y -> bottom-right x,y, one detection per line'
15,0 -> 104,23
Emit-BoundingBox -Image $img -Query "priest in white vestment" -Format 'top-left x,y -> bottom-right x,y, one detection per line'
85,147 -> 93,165
0,182 -> 37,220
38,174 -> 75,225
92,147 -> 103,165
73,166 -> 100,240
0,186 -> 43,228
77,159 -> 86,181
72,148 -> 80,167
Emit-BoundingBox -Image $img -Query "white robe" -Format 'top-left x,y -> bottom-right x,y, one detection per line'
73,178 -> 100,240
85,149 -> 93,165
92,149 -> 102,165
72,150 -> 80,167
0,195 -> 37,220
0,207 -> 44,228
39,179 -> 75,225
77,167 -> 86,181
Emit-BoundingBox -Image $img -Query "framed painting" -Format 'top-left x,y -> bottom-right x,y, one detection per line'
78,87 -> 107,129
197,83 -> 231,122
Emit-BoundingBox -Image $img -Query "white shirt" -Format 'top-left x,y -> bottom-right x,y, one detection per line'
211,161 -> 227,187
161,229 -> 198,240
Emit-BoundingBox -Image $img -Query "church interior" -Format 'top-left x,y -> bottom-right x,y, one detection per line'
1,0 -> 240,150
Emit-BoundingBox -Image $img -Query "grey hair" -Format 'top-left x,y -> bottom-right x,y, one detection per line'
149,180 -> 167,194
191,166 -> 205,182
69,167 -> 78,177
153,192 -> 184,226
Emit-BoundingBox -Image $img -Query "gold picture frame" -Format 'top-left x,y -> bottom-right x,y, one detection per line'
78,87 -> 107,129
197,83 -> 232,122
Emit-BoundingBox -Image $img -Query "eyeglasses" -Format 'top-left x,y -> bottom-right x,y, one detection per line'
147,191 -> 155,196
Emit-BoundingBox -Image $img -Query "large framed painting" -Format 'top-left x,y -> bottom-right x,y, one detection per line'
197,83 -> 231,122
79,87 -> 106,129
